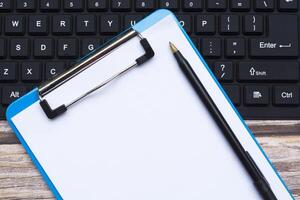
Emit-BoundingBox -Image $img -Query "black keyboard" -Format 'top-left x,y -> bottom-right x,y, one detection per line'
0,0 -> 299,120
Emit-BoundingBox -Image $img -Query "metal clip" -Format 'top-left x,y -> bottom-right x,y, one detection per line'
39,29 -> 154,119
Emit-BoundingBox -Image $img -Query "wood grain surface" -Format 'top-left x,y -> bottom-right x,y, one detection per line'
0,120 -> 299,200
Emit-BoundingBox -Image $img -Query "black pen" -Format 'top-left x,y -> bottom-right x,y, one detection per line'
169,42 -> 277,200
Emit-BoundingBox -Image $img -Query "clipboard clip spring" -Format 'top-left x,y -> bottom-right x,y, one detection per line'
39,29 -> 154,119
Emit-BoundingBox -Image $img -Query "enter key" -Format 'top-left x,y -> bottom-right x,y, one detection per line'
250,15 -> 298,57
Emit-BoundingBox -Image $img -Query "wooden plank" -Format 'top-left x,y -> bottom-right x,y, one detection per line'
256,135 -> 300,199
0,121 -> 16,144
2,120 -> 300,144
0,135 -> 299,199
0,144 -> 54,199
246,120 -> 300,136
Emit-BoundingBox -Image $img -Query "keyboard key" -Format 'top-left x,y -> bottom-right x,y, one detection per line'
279,0 -> 298,11
0,62 -> 17,82
34,38 -> 54,58
195,15 -> 216,35
76,15 -> 96,35
159,0 -> 179,11
5,15 -> 26,35
124,15 -> 143,28
250,15 -> 298,58
254,0 -> 274,11
100,15 -> 120,34
0,39 -> 7,58
87,0 -> 107,11
223,85 -> 240,105
10,38 -> 31,58
81,38 -> 102,56
220,15 -> 239,34
207,0 -> 227,11
225,38 -> 245,57
243,15 -> 263,35
183,0 -> 203,11
244,86 -> 269,105
40,0 -> 60,11
2,86 -> 26,105
112,0 -> 131,11
17,0 -> 37,11
135,0 -> 156,11
52,15 -> 73,35
238,62 -> 299,82
45,62 -> 65,79
274,86 -> 299,105
230,0 -> 250,11
0,0 -> 12,11
57,38 -> 79,58
177,15 -> 192,33
214,62 -> 234,82
64,0 -> 84,11
21,62 -> 41,82
200,38 -> 222,58
29,15 -> 49,35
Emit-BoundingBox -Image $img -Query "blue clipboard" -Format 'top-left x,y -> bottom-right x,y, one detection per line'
6,10 -> 294,200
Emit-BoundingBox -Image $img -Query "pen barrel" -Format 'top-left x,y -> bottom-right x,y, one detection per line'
256,179 -> 278,200
173,51 -> 277,200
173,51 -> 222,128
245,151 -> 277,200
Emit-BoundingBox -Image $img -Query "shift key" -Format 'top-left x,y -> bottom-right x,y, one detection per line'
238,62 -> 299,82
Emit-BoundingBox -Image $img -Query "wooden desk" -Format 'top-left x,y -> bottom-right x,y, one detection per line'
0,120 -> 299,199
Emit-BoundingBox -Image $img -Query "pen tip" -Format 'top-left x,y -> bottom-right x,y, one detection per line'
169,42 -> 178,53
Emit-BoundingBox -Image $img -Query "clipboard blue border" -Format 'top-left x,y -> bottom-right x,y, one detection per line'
6,9 -> 294,200
6,88 -> 63,200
